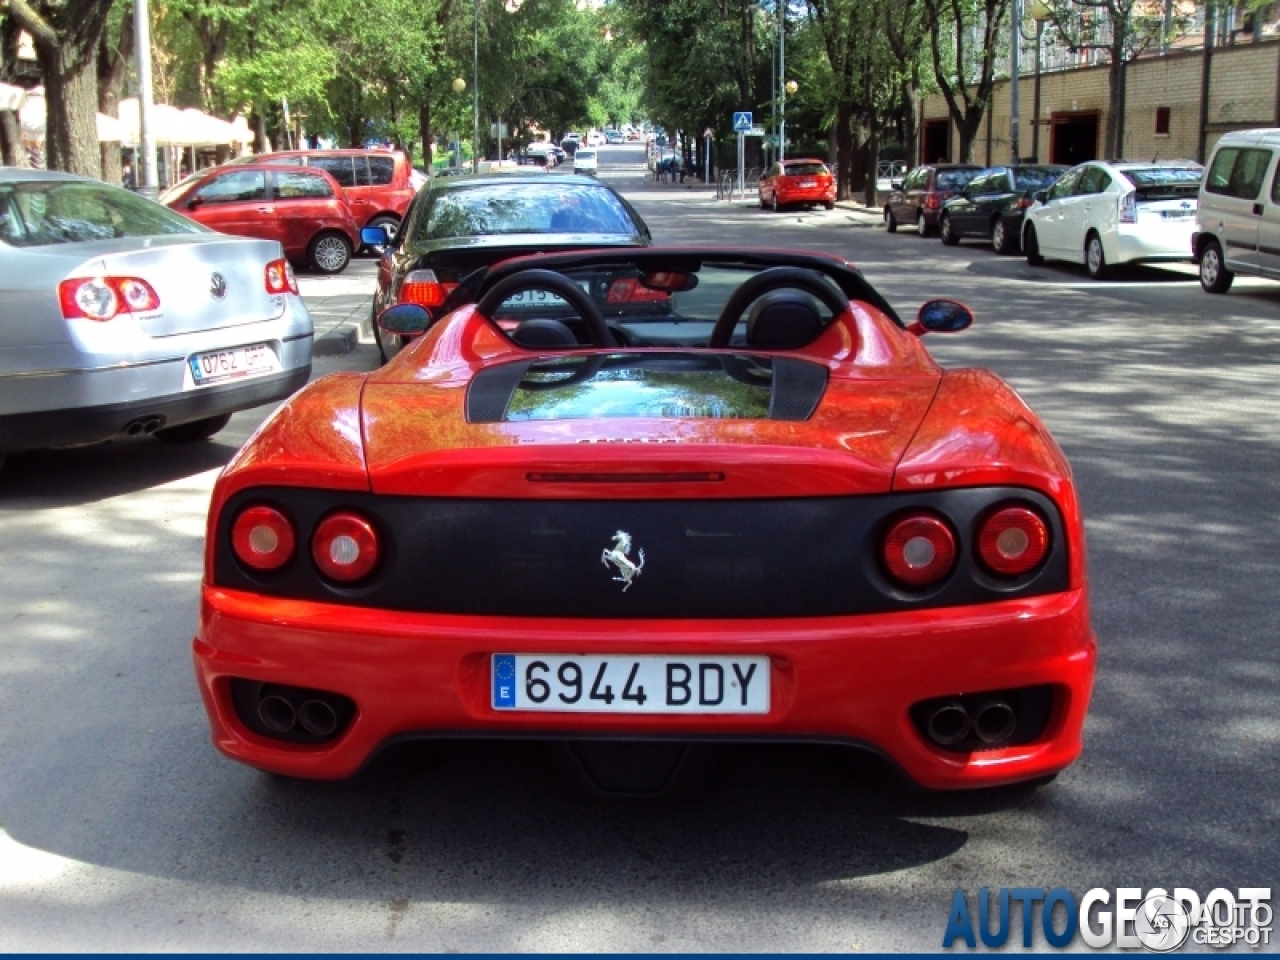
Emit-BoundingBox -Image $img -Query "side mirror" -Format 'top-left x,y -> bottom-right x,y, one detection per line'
187,196 -> 202,209
909,299 -> 974,336
378,304 -> 431,336
1034,190 -> 1049,204
361,225 -> 390,248
890,180 -> 904,191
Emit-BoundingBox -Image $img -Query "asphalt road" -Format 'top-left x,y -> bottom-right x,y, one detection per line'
1,143 -> 1277,951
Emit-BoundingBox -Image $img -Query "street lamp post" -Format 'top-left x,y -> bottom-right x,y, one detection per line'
1009,0 -> 1021,164
1029,0 -> 1052,163
452,77 -> 467,170
133,0 -> 158,196
778,5 -> 787,162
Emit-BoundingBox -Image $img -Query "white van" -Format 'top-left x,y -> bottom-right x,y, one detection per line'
1194,128 -> 1280,293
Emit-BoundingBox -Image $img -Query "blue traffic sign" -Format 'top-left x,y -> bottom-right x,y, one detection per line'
733,111 -> 753,133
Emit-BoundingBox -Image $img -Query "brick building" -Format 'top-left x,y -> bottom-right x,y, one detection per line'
919,34 -> 1280,167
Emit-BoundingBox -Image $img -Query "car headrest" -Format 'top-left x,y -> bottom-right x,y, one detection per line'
511,317 -> 579,349
746,291 -> 823,349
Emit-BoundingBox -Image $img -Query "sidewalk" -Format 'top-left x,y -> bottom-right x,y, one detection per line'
296,270 -> 375,356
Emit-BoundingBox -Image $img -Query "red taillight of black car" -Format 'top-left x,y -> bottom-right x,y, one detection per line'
311,511 -> 381,582
976,505 -> 1049,577
883,514 -> 957,588
231,506 -> 296,571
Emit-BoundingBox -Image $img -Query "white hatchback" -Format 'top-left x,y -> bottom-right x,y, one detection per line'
573,149 -> 598,175
1022,160 -> 1203,279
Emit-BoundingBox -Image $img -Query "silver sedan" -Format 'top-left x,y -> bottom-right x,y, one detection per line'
0,169 -> 312,474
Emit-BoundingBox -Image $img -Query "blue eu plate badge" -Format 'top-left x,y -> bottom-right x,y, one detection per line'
492,654 -> 516,709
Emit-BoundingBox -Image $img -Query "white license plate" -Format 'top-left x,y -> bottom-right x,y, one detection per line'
1160,209 -> 1195,219
187,342 -> 280,388
799,180 -> 817,188
492,654 -> 770,714
503,281 -> 591,308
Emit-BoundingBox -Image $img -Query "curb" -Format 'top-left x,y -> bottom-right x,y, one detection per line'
312,324 -> 359,357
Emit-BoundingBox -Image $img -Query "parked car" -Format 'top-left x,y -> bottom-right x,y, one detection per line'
1193,128 -> 1280,293
605,129 -> 625,144
228,148 -> 416,243
1022,160 -> 1203,279
161,164 -> 359,274
586,131 -> 606,147
758,158 -> 836,212
885,163 -> 983,236
194,246 -> 1094,791
560,134 -> 581,156
525,141 -> 557,166
573,148 -> 599,175
362,172 -> 651,362
0,169 -> 312,473
938,164 -> 1068,253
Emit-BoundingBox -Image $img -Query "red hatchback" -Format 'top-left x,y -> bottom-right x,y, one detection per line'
759,159 -> 836,212
162,164 -> 359,274
230,149 -> 417,242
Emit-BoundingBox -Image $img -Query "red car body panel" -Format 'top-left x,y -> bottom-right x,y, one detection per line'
193,253 -> 1096,788
231,149 -> 417,229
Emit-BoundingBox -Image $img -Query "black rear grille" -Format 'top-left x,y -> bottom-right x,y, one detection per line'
215,487 -> 1070,619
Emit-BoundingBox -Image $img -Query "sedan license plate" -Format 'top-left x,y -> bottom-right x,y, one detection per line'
492,654 -> 769,714
1161,209 -> 1195,219
799,180 -> 817,188
187,343 -> 280,388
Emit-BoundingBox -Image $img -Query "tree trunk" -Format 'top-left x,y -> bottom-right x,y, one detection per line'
835,101 -> 854,201
97,15 -> 133,188
418,101 -> 433,169
1105,54 -> 1126,158
0,110 -> 27,166
37,43 -> 102,178
863,126 -> 879,208
955,107 -> 983,163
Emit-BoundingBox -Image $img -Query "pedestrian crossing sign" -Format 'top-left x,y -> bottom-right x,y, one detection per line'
733,112 -> 752,133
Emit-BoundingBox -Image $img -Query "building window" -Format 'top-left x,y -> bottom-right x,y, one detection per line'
1155,107 -> 1171,137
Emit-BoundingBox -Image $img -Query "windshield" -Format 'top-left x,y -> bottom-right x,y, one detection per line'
784,163 -> 829,176
1012,167 -> 1066,190
1120,166 -> 1203,187
936,169 -> 980,191
0,180 -> 206,248
576,151 -> 597,161
418,183 -> 636,239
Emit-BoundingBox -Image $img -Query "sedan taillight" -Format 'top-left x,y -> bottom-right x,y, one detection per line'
882,514 -> 956,587
976,505 -> 1049,577
231,506 -> 296,571
924,193 -> 941,210
58,276 -> 160,321
312,511 -> 381,582
1119,192 -> 1138,224
399,269 -> 447,307
265,258 -> 299,295
607,278 -> 671,303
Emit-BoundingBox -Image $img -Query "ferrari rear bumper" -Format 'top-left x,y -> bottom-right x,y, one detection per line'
193,586 -> 1095,789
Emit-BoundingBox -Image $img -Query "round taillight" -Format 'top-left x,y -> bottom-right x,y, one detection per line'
231,506 -> 296,571
311,512 -> 380,582
977,505 -> 1049,576
883,514 -> 956,587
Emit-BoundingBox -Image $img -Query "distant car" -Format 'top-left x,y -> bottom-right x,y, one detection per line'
1193,128 -> 1280,293
525,142 -> 556,166
560,136 -> 580,157
573,149 -> 599,175
938,164 -> 1068,254
0,169 -> 311,473
227,148 -> 415,243
162,164 -> 359,274
885,163 -> 983,237
605,130 -> 625,144
193,245 -> 1095,791
586,131 -> 606,147
362,172 -> 651,362
758,158 -> 836,212
1022,160 -> 1203,279
516,155 -> 548,169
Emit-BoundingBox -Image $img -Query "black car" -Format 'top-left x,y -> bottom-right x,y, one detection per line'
364,173 -> 652,362
937,164 -> 1068,254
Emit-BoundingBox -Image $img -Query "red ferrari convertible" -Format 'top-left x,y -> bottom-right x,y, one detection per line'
194,248 -> 1095,790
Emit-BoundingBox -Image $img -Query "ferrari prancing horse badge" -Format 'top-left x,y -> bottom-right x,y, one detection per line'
601,530 -> 645,592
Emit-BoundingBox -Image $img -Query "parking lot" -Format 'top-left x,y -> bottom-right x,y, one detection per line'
1,144 -> 1277,950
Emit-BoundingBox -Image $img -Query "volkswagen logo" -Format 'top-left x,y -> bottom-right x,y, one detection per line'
210,272 -> 228,300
